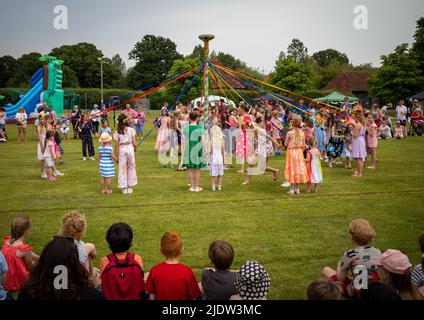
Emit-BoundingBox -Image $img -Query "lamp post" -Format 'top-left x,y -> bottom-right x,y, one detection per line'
98,57 -> 104,105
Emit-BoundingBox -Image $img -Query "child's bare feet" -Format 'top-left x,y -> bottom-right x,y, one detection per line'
106,189 -> 112,194
101,190 -> 106,194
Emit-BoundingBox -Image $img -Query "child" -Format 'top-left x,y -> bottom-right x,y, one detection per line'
365,114 -> 378,169
100,223 -> 144,300
393,121 -> 405,139
155,107 -> 171,159
209,122 -> 224,191
306,278 -> 342,300
36,115 -> 47,178
100,119 -> 111,135
98,132 -> 118,194
341,123 -> 353,169
0,107 -> 7,142
58,211 -> 100,287
77,114 -> 95,161
114,114 -> 138,194
284,117 -> 307,195
200,240 -> 238,300
145,231 -> 200,300
411,233 -> 424,296
242,115 -> 281,185
0,252 -> 9,300
44,130 -> 57,182
60,120 -> 71,140
322,218 -> 382,298
305,137 -> 323,193
1,215 -> 39,293
54,124 -> 65,165
136,107 -> 146,139
230,260 -> 270,300
183,111 -> 206,192
375,249 -> 422,300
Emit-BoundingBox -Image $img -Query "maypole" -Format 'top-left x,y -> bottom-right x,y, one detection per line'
198,34 -> 215,120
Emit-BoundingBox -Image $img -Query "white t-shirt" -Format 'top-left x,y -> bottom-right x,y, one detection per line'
396,105 -> 407,121
91,109 -> 101,122
15,112 -> 27,125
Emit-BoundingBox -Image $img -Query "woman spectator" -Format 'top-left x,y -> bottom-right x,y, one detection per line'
15,107 -> 27,143
71,105 -> 81,139
90,105 -> 101,136
18,236 -> 104,300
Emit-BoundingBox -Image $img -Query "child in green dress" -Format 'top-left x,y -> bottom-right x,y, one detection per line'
183,111 -> 206,192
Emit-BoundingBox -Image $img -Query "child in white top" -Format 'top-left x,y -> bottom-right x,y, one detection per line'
43,131 -> 57,181
209,122 -> 224,191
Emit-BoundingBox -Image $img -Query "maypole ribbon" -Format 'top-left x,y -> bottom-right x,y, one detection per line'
137,63 -> 206,147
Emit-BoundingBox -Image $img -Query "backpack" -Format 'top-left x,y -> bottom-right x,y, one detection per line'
101,252 -> 145,300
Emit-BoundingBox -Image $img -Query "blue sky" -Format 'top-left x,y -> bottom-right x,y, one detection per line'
1,0 -> 423,73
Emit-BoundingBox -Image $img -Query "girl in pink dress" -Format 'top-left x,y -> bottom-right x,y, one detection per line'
155,107 -> 171,154
365,114 -> 378,170
236,103 -> 253,174
114,114 -> 138,194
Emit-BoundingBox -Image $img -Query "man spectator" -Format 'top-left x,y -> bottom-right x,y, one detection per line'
90,104 -> 101,136
396,100 -> 408,136
340,97 -> 351,110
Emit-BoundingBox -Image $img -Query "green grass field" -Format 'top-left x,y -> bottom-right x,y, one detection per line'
0,116 -> 423,299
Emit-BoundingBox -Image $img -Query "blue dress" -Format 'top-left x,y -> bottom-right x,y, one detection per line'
98,145 -> 115,177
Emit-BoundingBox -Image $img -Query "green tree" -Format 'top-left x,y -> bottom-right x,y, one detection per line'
50,43 -> 103,88
188,45 -> 204,61
368,43 -> 424,102
128,35 -> 183,89
312,49 -> 349,68
7,52 -> 42,87
313,61 -> 348,89
287,39 -> 308,64
0,55 -> 19,87
165,57 -> 202,104
109,54 -> 126,76
62,64 -> 79,88
412,17 -> 424,71
270,58 -> 313,93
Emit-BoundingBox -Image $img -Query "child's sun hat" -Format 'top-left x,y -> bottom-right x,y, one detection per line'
374,249 -> 412,275
99,132 -> 112,143
234,260 -> 270,300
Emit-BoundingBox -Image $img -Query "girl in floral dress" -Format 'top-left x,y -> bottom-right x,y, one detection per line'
326,122 -> 345,168
305,137 -> 323,193
114,114 -> 138,194
155,107 -> 171,155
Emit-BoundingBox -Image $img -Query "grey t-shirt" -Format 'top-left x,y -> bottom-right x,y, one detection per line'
201,268 -> 238,300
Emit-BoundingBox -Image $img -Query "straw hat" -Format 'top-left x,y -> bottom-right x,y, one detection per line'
99,132 -> 112,143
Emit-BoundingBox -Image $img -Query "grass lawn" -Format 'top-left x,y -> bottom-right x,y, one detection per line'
0,114 -> 423,299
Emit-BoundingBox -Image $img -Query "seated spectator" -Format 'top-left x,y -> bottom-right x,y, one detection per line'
100,223 -> 144,300
18,236 -> 104,300
322,218 -> 381,298
360,282 -> 401,300
230,260 -> 270,300
200,240 -> 238,300
393,121 -> 405,139
377,120 -> 392,140
306,278 -> 343,300
146,231 -> 200,300
411,233 -> 424,297
411,108 -> 423,136
375,249 -> 422,300
58,211 -> 99,287
1,215 -> 39,294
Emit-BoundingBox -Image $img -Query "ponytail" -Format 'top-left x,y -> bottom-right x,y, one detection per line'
10,215 -> 31,244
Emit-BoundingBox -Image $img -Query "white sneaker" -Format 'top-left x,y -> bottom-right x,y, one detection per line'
122,188 -> 128,194
41,172 -> 47,179
287,190 -> 295,195
82,157 -> 87,161
127,188 -> 133,194
211,185 -> 216,192
295,189 -> 300,194
281,181 -> 291,188
54,170 -> 64,177
194,187 -> 203,192
328,163 -> 333,168
189,187 -> 195,192
90,157 -> 95,161
217,185 -> 222,192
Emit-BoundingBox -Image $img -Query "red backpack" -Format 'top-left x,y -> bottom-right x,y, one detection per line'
101,252 -> 145,300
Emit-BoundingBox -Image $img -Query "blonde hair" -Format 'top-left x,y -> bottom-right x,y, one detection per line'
58,211 -> 86,240
349,219 -> 376,246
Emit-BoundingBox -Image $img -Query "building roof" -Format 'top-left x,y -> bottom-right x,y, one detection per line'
324,70 -> 373,93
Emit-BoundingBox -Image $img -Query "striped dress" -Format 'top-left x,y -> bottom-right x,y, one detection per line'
98,145 -> 115,177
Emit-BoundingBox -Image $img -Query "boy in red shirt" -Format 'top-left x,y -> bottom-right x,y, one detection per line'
146,231 -> 200,300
